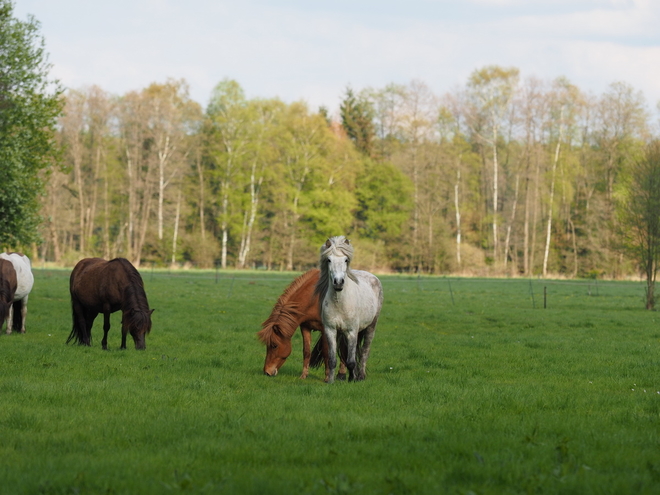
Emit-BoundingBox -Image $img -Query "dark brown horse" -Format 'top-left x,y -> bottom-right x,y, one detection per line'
67,258 -> 154,350
257,269 -> 346,380
0,259 -> 17,334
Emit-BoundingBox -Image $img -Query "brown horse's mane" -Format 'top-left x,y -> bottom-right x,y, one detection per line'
257,269 -> 319,345
111,258 -> 152,333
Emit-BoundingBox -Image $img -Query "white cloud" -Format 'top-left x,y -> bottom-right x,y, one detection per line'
14,0 -> 660,111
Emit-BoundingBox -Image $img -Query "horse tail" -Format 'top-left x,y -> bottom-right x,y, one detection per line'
11,300 -> 23,332
310,334 -> 324,368
66,297 -> 86,345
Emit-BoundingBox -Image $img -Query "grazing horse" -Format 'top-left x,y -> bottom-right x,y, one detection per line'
315,236 -> 383,383
67,257 -> 154,350
257,269 -> 346,380
0,252 -> 34,334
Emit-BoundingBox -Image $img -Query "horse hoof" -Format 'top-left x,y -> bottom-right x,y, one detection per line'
337,373 -> 347,381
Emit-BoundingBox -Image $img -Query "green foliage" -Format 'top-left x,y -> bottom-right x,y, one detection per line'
340,87 -> 375,156
617,141 -> 660,309
355,159 -> 412,240
1,270 -> 659,494
0,0 -> 63,247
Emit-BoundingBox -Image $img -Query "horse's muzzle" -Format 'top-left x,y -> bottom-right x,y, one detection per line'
264,368 -> 278,377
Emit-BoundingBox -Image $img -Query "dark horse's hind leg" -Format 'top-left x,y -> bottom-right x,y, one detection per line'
84,311 -> 98,346
102,312 -> 111,350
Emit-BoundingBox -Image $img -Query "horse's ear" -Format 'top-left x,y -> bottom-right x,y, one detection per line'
149,309 -> 155,315
345,238 -> 351,245
325,239 -> 332,248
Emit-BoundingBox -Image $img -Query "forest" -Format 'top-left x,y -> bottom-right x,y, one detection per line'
41,67 -> 657,277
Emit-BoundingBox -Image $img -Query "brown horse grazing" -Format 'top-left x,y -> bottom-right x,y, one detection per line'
257,269 -> 346,380
0,259 -> 17,333
67,257 -> 154,350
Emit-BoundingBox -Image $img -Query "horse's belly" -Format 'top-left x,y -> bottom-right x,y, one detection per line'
6,262 -> 33,300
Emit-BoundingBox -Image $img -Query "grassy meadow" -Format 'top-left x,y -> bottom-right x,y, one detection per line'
0,268 -> 659,494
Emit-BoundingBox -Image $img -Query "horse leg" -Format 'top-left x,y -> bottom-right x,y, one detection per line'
345,331 -> 359,382
300,326 -> 312,379
5,303 -> 13,335
323,326 -> 338,384
337,336 -> 347,381
19,297 -> 28,333
321,331 -> 331,382
120,320 -> 128,350
355,327 -> 376,381
102,312 -> 111,350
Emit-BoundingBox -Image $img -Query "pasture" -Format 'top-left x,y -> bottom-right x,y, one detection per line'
1,268 -> 659,494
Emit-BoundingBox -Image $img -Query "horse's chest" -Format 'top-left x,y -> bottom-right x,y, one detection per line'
322,292 -> 373,330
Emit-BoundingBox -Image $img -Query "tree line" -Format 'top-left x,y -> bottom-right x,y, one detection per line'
41,69 -> 658,278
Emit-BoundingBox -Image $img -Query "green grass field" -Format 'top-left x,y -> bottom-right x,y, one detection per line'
1,269 -> 659,494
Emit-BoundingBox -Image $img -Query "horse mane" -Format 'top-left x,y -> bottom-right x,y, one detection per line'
111,258 -> 152,333
314,236 -> 358,300
257,269 -> 319,345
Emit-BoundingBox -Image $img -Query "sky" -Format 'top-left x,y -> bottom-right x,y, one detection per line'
13,0 -> 660,116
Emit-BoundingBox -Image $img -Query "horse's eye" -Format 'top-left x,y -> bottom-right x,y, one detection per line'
270,343 -> 278,349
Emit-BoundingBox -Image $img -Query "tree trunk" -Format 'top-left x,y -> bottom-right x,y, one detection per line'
238,162 -> 264,268
504,174 -> 520,270
543,116 -> 563,277
171,188 -> 182,267
454,169 -> 462,269
491,122 -> 499,262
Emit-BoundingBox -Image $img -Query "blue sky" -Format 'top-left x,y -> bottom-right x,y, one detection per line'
13,0 -> 660,115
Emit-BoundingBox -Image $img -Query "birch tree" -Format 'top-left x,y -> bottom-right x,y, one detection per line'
143,80 -> 201,243
207,79 -> 252,268
466,66 -> 519,263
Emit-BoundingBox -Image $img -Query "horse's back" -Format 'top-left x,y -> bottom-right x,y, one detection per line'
0,253 -> 33,300
353,270 -> 383,308
70,258 -> 123,310
72,256 -> 144,295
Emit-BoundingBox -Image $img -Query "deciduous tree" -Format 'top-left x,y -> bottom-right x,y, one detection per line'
619,141 -> 660,309
0,0 -> 63,247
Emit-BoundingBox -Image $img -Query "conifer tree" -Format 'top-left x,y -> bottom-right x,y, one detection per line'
340,87 -> 375,156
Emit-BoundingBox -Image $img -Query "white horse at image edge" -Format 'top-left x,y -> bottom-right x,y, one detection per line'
0,252 -> 34,334
314,236 -> 383,383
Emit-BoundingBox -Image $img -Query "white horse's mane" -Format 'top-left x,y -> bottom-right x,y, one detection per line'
315,236 -> 358,299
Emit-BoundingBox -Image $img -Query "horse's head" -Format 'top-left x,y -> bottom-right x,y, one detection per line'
123,308 -> 154,350
258,324 -> 292,376
322,236 -> 354,292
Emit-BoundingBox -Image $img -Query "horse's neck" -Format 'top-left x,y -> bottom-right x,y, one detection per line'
123,285 -> 148,312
